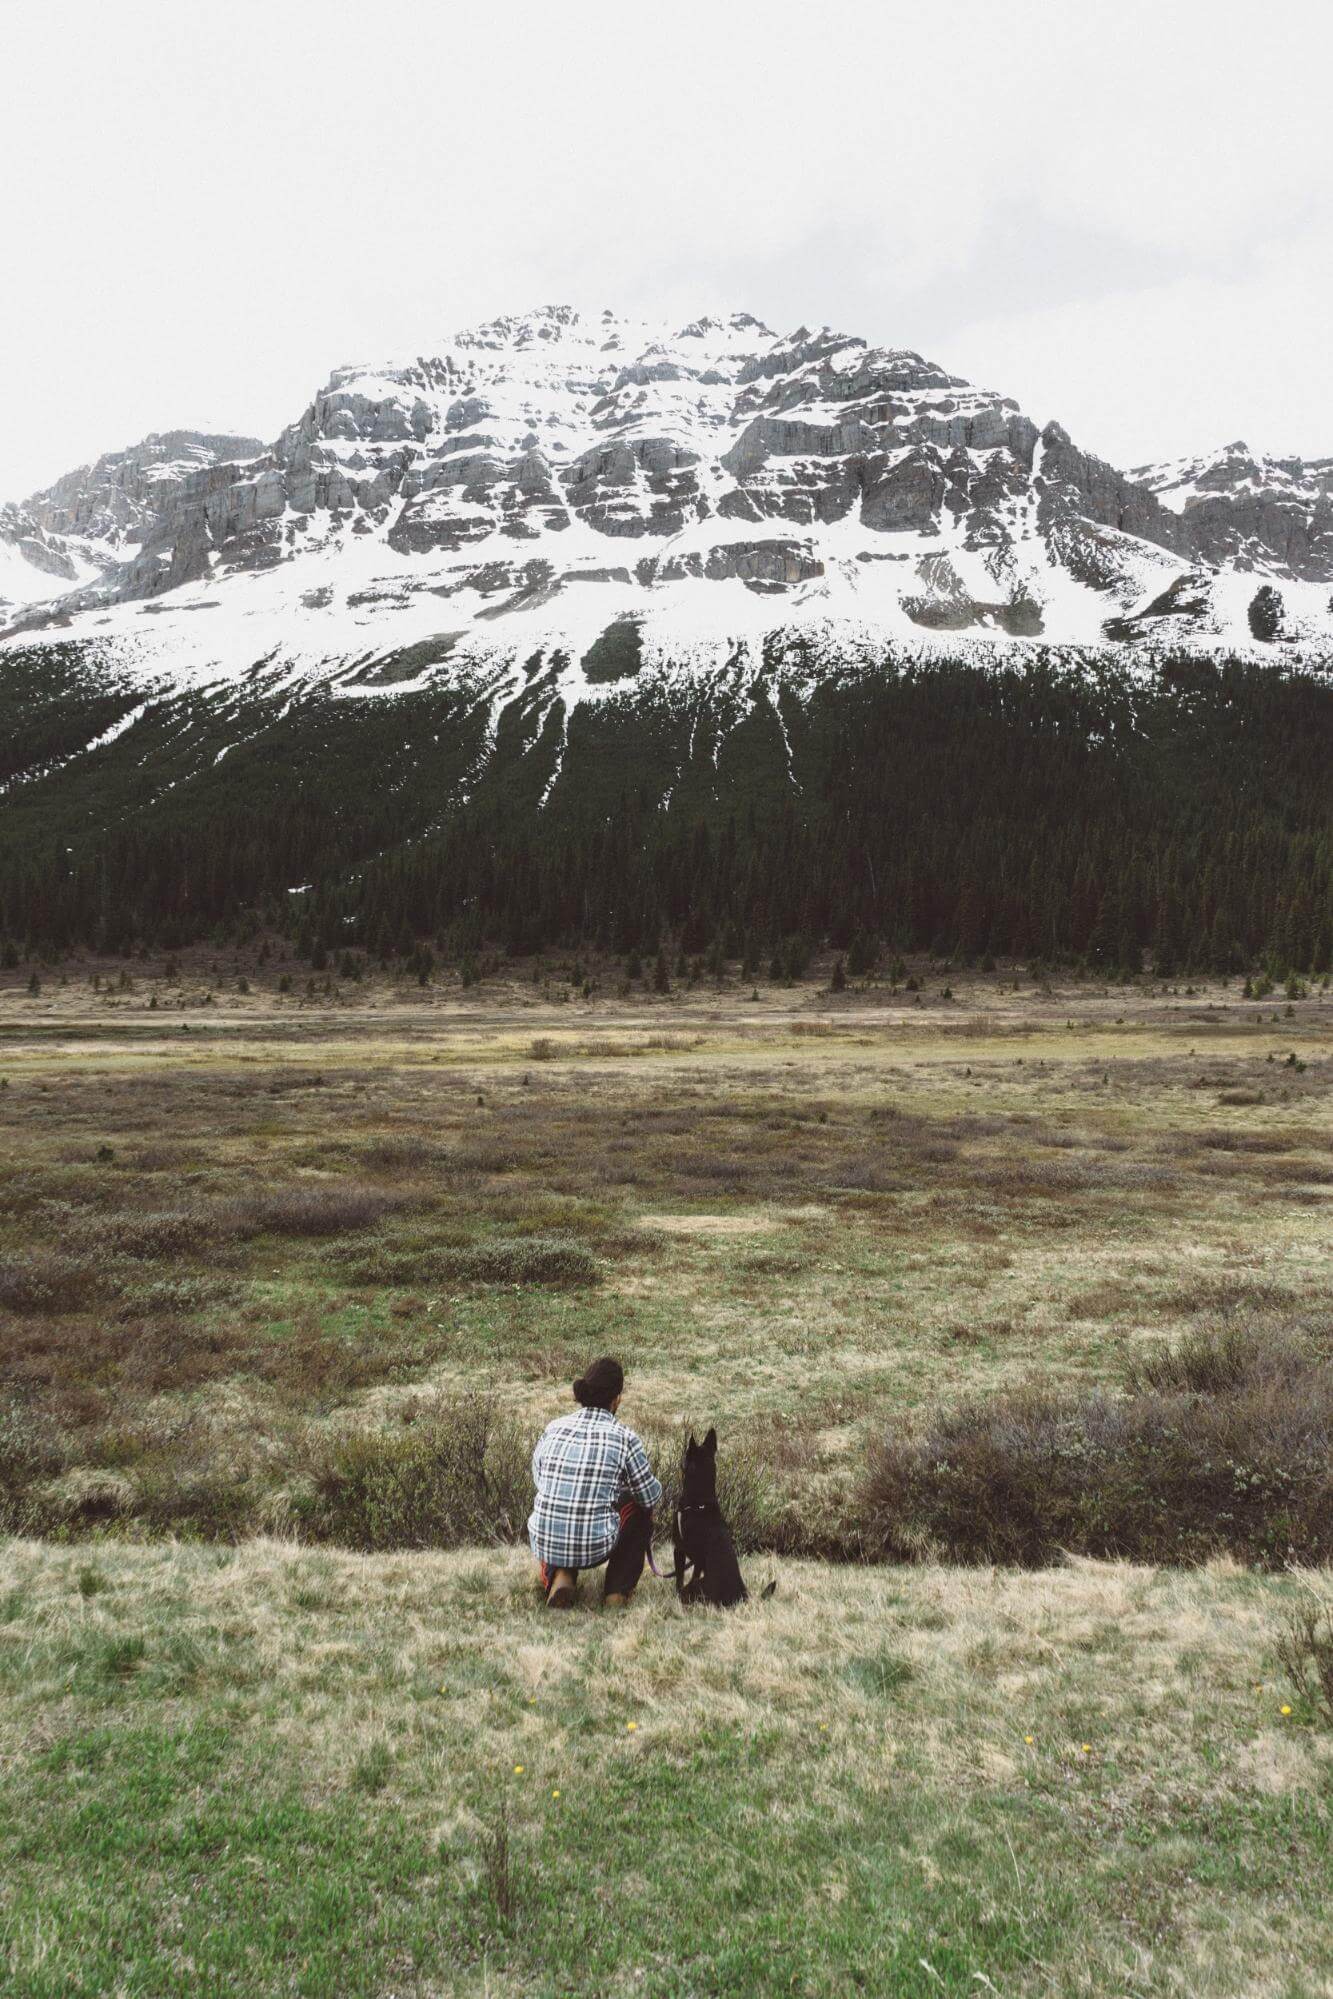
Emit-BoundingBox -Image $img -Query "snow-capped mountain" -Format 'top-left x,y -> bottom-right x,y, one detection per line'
4,306 -> 1333,691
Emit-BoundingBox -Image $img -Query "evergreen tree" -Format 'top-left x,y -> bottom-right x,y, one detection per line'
1248,585 -> 1284,642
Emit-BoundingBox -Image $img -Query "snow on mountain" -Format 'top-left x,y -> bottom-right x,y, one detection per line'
1132,440 -> 1333,583
4,306 -> 1333,698
1134,440 -> 1333,514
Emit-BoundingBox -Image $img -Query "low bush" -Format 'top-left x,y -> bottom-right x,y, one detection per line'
294,1397 -> 530,1550
355,1137 -> 448,1174
38,1405 -> 292,1542
433,1237 -> 599,1286
91,1209 -> 215,1260
1276,1603 -> 1333,1725
300,1406 -> 805,1559
231,1183 -> 409,1239
114,1274 -> 240,1319
0,1251 -> 107,1314
863,1327 -> 1333,1567
1127,1319 -> 1313,1396
341,1234 -> 600,1289
0,1396 -> 69,1530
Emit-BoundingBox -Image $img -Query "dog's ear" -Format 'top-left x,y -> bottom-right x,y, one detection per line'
703,1427 -> 717,1456
685,1432 -> 697,1458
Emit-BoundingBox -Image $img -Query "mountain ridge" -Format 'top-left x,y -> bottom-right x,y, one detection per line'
4,305 -> 1332,676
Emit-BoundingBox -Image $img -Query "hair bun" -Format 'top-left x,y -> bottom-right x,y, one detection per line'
571,1356 -> 623,1410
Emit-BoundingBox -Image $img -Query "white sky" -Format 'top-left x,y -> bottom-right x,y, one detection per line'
1,0 -> 1330,498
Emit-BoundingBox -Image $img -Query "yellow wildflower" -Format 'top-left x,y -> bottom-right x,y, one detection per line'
513,1763 -> 525,1774
1281,1705 -> 1293,1717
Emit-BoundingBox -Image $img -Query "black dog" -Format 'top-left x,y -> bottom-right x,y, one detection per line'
673,1428 -> 773,1608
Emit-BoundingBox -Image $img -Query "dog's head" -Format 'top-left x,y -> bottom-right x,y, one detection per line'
681,1426 -> 718,1505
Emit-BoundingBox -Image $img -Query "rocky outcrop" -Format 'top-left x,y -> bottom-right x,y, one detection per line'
0,506 -> 80,584
860,453 -> 947,534
654,539 -> 824,589
1132,442 -> 1333,582
1036,423 -> 1180,550
27,431 -> 265,546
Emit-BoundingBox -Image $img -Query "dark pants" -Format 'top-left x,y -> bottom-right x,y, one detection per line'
540,1502 -> 652,1599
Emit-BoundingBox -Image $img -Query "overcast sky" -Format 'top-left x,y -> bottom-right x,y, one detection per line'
2,0 -> 1329,498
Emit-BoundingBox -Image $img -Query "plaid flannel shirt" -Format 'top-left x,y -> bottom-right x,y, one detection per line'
527,1406 -> 663,1570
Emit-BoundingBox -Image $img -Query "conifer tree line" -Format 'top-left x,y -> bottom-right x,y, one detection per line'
0,649 -> 1330,976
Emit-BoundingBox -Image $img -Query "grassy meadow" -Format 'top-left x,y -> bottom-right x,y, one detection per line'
2,957 -> 1332,1993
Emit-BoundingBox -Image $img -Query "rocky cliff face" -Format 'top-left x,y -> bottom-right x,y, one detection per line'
1133,441 -> 1333,580
4,307 -> 1332,659
0,431 -> 265,614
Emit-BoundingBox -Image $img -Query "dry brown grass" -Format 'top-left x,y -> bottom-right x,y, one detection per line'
0,974 -> 1328,1544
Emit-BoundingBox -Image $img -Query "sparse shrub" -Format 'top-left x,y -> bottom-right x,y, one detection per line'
126,1143 -> 203,1173
863,1327 -> 1333,1567
1127,1319 -> 1309,1396
295,1397 -> 529,1550
341,1234 -> 599,1289
231,1183 -> 408,1239
0,1252 -> 105,1314
243,1308 -> 451,1405
0,1397 -> 68,1530
1276,1602 -> 1333,1725
356,1137 -> 444,1174
100,1209 -> 216,1260
118,1410 -> 276,1538
481,1803 -> 517,1926
115,1274 -> 238,1319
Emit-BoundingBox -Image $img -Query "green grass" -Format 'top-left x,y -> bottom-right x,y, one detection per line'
2,1540 -> 1331,1997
